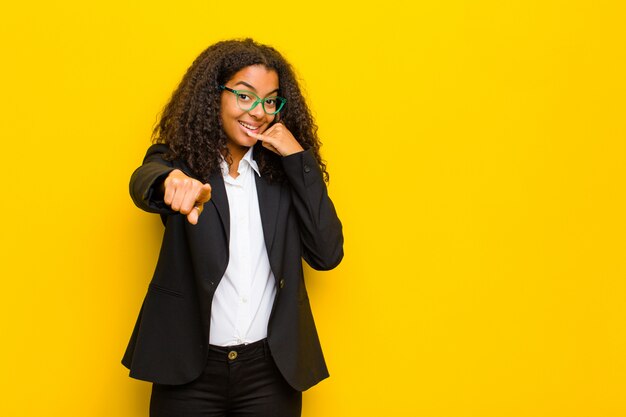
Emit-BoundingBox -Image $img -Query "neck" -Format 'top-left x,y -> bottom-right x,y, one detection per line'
225,144 -> 249,178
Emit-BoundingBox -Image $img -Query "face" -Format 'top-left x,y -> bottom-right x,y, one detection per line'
220,65 -> 279,156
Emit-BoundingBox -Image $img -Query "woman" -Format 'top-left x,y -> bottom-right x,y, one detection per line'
122,39 -> 343,417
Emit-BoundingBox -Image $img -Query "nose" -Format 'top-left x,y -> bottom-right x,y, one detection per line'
248,101 -> 265,119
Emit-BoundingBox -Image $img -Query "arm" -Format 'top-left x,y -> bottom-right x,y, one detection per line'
129,144 -> 176,214
247,123 -> 344,270
282,149 -> 344,271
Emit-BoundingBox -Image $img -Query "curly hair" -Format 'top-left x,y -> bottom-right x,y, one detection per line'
152,38 -> 328,184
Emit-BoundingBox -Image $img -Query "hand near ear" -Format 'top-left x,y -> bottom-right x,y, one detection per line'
163,169 -> 212,225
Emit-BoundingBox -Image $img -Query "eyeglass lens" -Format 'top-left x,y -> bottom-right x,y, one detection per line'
235,91 -> 283,115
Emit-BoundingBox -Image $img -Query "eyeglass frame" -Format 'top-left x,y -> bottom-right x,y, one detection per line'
219,85 -> 287,115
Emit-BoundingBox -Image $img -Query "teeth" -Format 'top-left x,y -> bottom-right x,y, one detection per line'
239,121 -> 258,130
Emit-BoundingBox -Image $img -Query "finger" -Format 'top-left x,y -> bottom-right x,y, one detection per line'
164,187 -> 174,206
169,186 -> 183,211
182,181 -> 211,214
164,169 -> 186,206
164,178 -> 177,206
262,123 -> 280,136
171,179 -> 191,212
180,184 -> 201,214
197,183 -> 212,203
180,180 -> 199,214
245,129 -> 263,140
266,124 -> 286,139
247,131 -> 281,155
262,141 -> 281,155
248,130 -> 278,147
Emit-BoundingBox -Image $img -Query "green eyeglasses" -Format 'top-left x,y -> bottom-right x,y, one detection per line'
220,85 -> 286,115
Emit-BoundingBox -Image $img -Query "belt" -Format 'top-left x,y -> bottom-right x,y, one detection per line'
208,338 -> 269,362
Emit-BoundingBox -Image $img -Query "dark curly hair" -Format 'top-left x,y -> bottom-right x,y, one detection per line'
152,38 -> 328,184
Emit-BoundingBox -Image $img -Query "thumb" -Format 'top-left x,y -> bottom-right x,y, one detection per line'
187,206 -> 201,225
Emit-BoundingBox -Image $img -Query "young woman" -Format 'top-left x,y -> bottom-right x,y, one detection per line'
122,39 -> 343,417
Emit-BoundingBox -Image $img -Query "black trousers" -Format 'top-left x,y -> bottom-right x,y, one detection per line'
150,339 -> 302,417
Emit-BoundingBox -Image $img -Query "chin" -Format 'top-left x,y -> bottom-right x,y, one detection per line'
241,135 -> 258,147
230,135 -> 257,150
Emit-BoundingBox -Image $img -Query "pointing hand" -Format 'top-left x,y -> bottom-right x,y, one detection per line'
163,169 -> 212,225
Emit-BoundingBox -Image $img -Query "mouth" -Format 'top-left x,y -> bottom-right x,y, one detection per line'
238,121 -> 261,133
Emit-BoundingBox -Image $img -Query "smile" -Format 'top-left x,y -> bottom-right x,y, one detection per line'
238,121 -> 261,132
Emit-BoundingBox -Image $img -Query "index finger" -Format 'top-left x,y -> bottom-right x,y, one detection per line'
196,183 -> 212,203
245,129 -> 267,141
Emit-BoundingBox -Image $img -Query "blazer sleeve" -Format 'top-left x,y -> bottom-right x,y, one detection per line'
281,149 -> 344,271
129,144 -> 178,214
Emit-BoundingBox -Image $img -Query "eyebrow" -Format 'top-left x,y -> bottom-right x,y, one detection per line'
233,81 -> 279,96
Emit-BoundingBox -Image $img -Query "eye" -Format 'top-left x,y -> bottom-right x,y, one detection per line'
237,93 -> 251,101
264,98 -> 276,107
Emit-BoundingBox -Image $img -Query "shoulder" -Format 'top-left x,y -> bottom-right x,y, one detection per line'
142,143 -> 171,162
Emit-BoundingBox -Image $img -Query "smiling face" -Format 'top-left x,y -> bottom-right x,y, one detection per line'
220,65 -> 279,159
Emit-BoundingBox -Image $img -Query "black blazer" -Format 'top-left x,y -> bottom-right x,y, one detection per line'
122,144 -> 343,391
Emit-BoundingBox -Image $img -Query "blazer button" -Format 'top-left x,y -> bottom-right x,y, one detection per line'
279,279 -> 285,289
303,165 -> 311,173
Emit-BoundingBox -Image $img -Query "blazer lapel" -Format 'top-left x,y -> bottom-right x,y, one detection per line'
200,169 -> 281,251
255,174 -> 282,254
208,170 -> 230,243
185,170 -> 229,298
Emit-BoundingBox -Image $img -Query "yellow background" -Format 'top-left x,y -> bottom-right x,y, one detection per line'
1,1 -> 625,416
